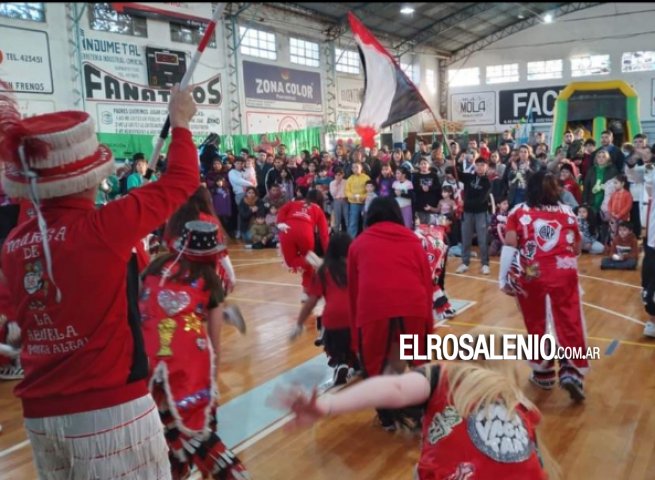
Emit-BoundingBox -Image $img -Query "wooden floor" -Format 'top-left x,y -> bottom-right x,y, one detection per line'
1,245 -> 654,479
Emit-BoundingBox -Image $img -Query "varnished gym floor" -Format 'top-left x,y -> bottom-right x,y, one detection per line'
1,245 -> 654,479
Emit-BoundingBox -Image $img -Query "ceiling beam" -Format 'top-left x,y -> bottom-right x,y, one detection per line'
446,2 -> 602,66
394,3 -> 491,53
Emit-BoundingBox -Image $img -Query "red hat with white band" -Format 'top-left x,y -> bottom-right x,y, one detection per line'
0,110 -> 114,199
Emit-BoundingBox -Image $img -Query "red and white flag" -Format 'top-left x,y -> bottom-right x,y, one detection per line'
348,12 -> 431,147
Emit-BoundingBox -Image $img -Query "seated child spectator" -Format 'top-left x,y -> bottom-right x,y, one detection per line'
249,212 -> 275,249
607,174 -> 633,239
601,221 -> 639,270
577,205 -> 604,254
266,205 -> 280,244
263,183 -> 288,209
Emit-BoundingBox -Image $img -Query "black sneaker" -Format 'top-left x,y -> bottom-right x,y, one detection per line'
333,364 -> 349,386
314,327 -> 325,347
377,411 -> 397,432
529,370 -> 556,390
560,374 -> 585,402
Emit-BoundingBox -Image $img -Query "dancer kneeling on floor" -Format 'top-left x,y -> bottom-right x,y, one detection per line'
140,220 -> 249,480
272,354 -> 558,480
290,232 -> 359,387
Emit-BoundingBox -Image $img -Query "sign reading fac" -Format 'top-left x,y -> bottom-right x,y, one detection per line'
499,85 -> 564,124
0,25 -> 53,94
243,60 -> 322,112
450,92 -> 495,126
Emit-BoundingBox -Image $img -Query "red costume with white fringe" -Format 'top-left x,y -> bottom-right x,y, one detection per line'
277,200 -> 329,291
505,203 -> 588,376
415,224 -> 453,319
140,259 -> 248,479
416,364 -> 547,480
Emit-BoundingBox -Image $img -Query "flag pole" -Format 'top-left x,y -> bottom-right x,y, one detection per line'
149,3 -> 227,169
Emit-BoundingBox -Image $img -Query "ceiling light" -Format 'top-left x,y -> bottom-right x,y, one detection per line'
400,6 -> 414,15
544,13 -> 553,23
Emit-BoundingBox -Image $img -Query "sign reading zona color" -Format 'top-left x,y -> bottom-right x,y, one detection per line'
499,85 -> 565,125
243,60 -> 322,112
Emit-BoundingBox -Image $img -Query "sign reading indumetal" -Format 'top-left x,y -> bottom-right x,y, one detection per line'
242,60 -> 322,112
499,85 -> 565,124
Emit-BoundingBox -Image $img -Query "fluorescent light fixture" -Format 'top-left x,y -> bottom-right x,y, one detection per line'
544,13 -> 553,23
400,6 -> 415,15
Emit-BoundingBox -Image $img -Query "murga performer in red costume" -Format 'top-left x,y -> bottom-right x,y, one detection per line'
276,189 -> 329,299
500,170 -> 588,402
271,357 -> 556,479
140,220 -> 249,479
414,215 -> 457,321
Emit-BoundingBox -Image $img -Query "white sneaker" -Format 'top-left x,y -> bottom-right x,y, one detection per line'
455,264 -> 469,274
0,362 -> 24,380
644,321 -> 655,338
223,305 -> 246,334
481,265 -> 490,275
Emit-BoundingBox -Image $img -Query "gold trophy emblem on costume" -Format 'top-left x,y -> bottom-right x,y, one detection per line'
157,318 -> 177,357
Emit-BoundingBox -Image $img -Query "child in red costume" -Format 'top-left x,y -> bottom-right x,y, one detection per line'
414,215 -> 457,321
140,221 -> 249,480
290,233 -> 358,387
165,188 -> 245,333
272,357 -> 556,480
277,189 -> 329,298
501,171 -> 587,402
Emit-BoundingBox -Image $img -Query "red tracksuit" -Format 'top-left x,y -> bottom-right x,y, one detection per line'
348,221 -> 433,376
416,364 -> 547,479
415,224 -> 453,317
1,128 -> 199,418
277,200 -> 329,291
506,203 -> 588,375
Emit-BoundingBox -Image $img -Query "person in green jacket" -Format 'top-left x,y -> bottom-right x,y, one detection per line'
583,149 -> 618,212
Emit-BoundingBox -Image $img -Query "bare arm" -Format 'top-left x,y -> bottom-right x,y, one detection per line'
271,371 -> 431,429
207,306 -> 224,368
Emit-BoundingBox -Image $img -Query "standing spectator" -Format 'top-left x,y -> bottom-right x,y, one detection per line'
413,158 -> 441,224
345,162 -> 369,237
607,174 -> 633,239
643,163 -> 655,337
583,150 -> 618,238
229,157 -> 256,239
330,168 -> 348,233
0,85 -> 199,477
127,154 -> 155,192
393,167 -> 414,229
265,156 -> 286,193
595,130 -> 624,172
456,158 -> 492,275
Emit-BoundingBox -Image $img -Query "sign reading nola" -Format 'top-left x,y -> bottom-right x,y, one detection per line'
242,60 -> 322,112
450,92 -> 495,126
499,85 -> 565,125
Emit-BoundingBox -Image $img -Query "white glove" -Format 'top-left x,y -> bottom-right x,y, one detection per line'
6,322 -> 21,346
220,256 -> 236,292
499,245 -> 519,290
277,223 -> 291,233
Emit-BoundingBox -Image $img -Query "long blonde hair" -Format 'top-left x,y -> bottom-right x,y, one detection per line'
440,339 -> 561,480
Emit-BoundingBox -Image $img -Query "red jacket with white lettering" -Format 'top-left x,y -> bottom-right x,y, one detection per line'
1,128 -> 199,418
